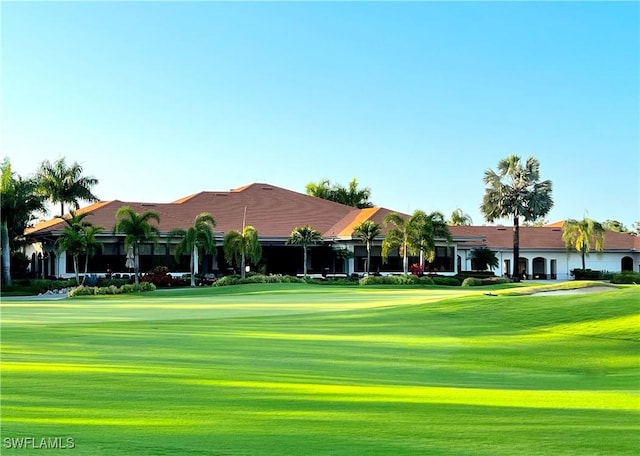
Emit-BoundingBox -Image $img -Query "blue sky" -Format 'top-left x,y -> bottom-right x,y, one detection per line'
2,1 -> 639,228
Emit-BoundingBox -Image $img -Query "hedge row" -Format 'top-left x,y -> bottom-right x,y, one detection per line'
461,277 -> 511,287
215,274 -> 488,287
69,282 -> 156,297
214,275 -> 307,287
611,271 -> 640,284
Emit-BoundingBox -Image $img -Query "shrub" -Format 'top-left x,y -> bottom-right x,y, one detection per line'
69,282 -> 155,297
456,271 -> 496,280
306,278 -> 359,286
571,269 -> 602,280
409,263 -> 424,276
98,278 -> 129,288
214,275 -> 242,287
140,266 -> 183,287
215,274 -> 307,287
611,271 -> 640,284
432,276 -> 461,286
461,277 -> 511,287
359,275 -> 434,286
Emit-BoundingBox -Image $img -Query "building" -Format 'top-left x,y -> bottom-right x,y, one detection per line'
24,183 -> 639,280
451,225 -> 640,280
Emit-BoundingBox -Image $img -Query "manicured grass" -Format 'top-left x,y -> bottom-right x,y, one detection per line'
1,284 -> 638,455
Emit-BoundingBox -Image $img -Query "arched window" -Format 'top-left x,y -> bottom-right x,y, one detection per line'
621,256 -> 633,272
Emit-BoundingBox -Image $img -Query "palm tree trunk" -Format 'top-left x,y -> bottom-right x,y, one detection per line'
190,247 -> 196,287
1,221 -> 12,286
303,246 -> 308,277
403,242 -> 408,275
513,215 -> 520,281
581,246 -> 586,270
241,251 -> 246,279
74,255 -> 80,285
366,242 -> 371,275
82,254 -> 89,285
134,244 -> 140,285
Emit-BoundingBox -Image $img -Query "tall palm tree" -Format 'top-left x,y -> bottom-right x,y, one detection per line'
288,225 -> 322,277
480,155 -> 553,280
169,213 -> 216,287
113,206 -> 160,285
413,210 -> 452,268
562,218 -> 605,270
37,157 -> 99,217
353,220 -> 381,275
382,213 -> 420,275
55,211 -> 95,285
1,159 -> 46,286
223,225 -> 262,279
449,208 -> 473,226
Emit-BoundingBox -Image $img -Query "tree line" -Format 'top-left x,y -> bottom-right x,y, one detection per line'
2,155 -> 637,286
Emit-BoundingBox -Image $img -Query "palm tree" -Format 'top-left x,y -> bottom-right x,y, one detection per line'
288,225 -> 322,277
55,211 -> 95,285
334,178 -> 373,208
305,178 -> 373,208
223,225 -> 262,279
113,206 -> 160,285
562,218 -> 605,270
169,213 -> 216,287
1,159 -> 46,285
81,224 -> 104,281
36,157 -> 99,217
413,210 -> 452,268
449,208 -> 473,226
305,179 -> 332,200
480,155 -> 553,280
382,213 -> 420,275
469,247 -> 499,271
353,220 -> 381,275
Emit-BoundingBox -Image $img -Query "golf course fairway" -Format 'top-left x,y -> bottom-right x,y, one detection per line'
1,283 -> 638,455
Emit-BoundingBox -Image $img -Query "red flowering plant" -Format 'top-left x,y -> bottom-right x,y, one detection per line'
409,263 -> 424,277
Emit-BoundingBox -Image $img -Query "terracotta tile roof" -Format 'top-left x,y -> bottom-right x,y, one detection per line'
24,183 -> 640,254
26,183 -> 387,239
449,225 -> 639,251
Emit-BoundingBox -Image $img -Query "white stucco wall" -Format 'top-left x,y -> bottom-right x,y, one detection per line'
481,249 -> 639,280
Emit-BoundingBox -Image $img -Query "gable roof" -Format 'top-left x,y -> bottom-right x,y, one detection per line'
26,183 -> 395,239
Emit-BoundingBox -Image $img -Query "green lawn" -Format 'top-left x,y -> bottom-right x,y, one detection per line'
1,284 -> 639,455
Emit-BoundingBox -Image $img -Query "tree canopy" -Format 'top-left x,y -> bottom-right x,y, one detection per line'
480,155 -> 553,279
306,178 -> 373,208
113,206 -> 160,284
1,159 -> 46,285
448,208 -> 473,226
223,225 -> 262,279
169,213 -> 216,287
288,225 -> 322,277
562,218 -> 605,270
36,158 -> 99,217
353,220 -> 381,275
